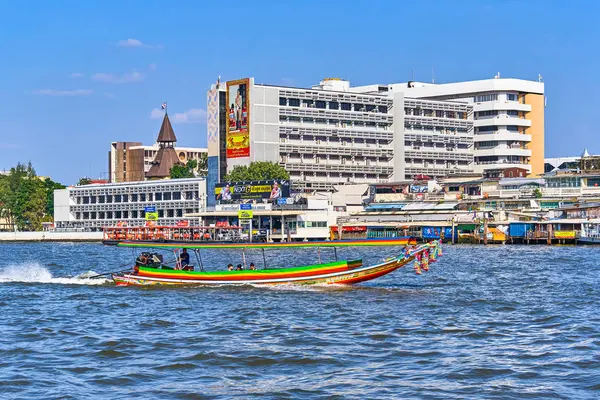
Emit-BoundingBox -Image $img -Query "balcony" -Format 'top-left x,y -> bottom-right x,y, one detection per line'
475,148 -> 532,157
473,131 -> 532,142
474,102 -> 531,113
474,116 -> 532,127
473,162 -> 532,173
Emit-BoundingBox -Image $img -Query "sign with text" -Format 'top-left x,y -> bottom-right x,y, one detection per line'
240,203 -> 253,210
238,210 -> 253,220
144,206 -> 156,213
215,180 -> 290,201
145,212 -> 158,221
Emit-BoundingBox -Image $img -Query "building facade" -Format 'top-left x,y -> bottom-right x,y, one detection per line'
54,178 -> 207,230
352,77 -> 544,177
207,77 -> 474,193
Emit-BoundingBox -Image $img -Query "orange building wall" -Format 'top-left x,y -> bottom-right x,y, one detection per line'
525,93 -> 545,177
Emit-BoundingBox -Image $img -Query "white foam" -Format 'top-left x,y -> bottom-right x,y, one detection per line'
0,263 -> 111,285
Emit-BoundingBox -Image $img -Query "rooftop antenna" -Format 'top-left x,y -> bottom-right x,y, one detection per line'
538,73 -> 543,82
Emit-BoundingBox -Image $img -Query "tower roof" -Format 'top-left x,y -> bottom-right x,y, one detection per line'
157,113 -> 177,143
145,147 -> 180,179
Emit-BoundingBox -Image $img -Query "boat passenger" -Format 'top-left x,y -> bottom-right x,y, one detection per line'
249,263 -> 256,270
236,264 -> 243,271
179,249 -> 190,267
227,264 -> 234,271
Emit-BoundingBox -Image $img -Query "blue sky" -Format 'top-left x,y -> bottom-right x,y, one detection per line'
0,0 -> 598,184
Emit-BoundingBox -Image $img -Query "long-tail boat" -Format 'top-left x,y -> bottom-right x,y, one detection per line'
108,238 -> 442,287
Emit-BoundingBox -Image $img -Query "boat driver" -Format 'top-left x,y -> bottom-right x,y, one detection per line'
179,249 -> 190,267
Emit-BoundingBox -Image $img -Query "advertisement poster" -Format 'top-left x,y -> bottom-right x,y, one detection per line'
226,78 -> 250,158
215,181 -> 291,201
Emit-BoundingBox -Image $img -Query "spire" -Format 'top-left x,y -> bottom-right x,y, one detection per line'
157,113 -> 177,143
582,148 -> 591,158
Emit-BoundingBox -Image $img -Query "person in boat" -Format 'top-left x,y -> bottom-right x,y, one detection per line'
227,263 -> 234,271
236,264 -> 243,271
249,263 -> 256,270
179,249 -> 190,267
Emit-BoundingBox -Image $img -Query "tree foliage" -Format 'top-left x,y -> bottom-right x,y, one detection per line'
0,162 -> 65,231
224,162 -> 289,182
170,154 -> 208,179
78,177 -> 92,185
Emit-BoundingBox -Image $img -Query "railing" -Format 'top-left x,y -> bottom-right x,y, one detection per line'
103,226 -> 243,242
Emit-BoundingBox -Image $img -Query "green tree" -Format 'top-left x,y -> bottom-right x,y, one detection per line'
0,162 -> 65,231
533,187 -> 543,198
170,159 -> 199,179
78,177 -> 92,185
224,162 -> 289,182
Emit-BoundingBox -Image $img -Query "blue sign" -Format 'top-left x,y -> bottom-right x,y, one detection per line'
144,206 -> 156,213
277,198 -> 287,205
240,204 -> 252,210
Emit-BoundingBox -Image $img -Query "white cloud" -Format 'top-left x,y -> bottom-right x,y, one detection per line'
150,108 -> 164,119
172,108 -> 207,124
71,72 -> 84,78
32,89 -> 93,96
117,38 -> 144,47
92,71 -> 145,84
149,108 -> 207,124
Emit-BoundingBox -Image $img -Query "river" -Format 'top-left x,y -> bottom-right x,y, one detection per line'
0,243 -> 598,399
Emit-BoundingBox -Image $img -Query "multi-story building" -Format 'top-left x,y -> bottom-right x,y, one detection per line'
352,76 -> 544,177
206,77 -> 474,193
54,178 -> 207,230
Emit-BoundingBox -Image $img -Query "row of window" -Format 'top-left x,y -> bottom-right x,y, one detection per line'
76,208 -> 198,220
279,116 -> 390,129
405,109 -> 468,119
77,191 -> 197,204
289,171 -> 382,179
405,124 -> 471,134
297,221 -> 328,228
476,125 -> 522,133
476,110 -> 521,118
280,97 -> 388,113
281,134 -> 383,146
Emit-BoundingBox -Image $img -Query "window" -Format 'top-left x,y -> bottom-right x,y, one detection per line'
315,100 -> 326,109
163,192 -> 171,201
158,210 -> 164,218
106,195 -> 113,203
341,103 -> 351,111
507,125 -> 519,132
99,195 -> 105,203
354,103 -> 365,112
167,209 -> 174,218
289,116 -> 301,122
172,192 -> 181,200
329,101 -> 339,110
305,221 -> 327,228
123,211 -> 129,219
507,110 -> 519,116
301,99 -> 313,107
82,196 -> 89,204
288,98 -> 300,107
279,97 -> 287,106
90,196 -> 96,204
114,195 -> 121,202
132,210 -> 138,218
131,194 -> 138,202
477,126 -> 498,133
115,211 -> 122,219
507,93 -> 518,101
378,105 -> 387,113
477,110 -> 498,117
476,94 -> 498,102
140,193 -> 146,202
155,193 -> 162,201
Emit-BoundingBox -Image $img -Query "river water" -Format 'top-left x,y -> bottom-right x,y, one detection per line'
0,243 -> 598,399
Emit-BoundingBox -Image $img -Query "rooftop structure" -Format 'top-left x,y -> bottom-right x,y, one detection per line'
146,113 -> 180,179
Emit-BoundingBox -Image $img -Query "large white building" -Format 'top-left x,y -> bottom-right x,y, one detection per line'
206,77 -> 474,194
352,77 -> 545,177
54,178 -> 207,230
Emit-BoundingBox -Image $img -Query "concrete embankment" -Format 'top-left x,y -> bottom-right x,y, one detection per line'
0,232 -> 103,242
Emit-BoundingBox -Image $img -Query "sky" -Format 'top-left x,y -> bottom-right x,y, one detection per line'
0,0 -> 599,184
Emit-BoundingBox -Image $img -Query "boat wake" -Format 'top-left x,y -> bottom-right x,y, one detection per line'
0,263 -> 111,285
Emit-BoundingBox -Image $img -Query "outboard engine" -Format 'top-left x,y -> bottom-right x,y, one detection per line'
135,252 -> 163,268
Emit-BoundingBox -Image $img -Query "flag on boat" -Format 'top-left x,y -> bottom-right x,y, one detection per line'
161,102 -> 167,110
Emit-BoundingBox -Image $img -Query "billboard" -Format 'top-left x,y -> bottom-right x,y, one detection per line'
226,78 -> 250,158
215,180 -> 291,201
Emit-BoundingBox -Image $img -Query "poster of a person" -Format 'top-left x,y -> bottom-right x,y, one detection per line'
218,184 -> 232,201
270,181 -> 282,200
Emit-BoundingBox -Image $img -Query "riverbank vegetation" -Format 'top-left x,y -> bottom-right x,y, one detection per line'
0,163 -> 65,231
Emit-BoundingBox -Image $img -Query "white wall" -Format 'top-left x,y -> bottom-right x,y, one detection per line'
54,189 -> 72,222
